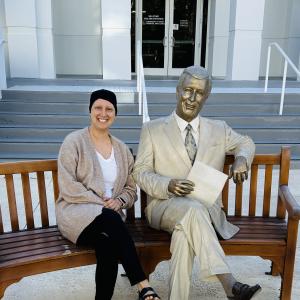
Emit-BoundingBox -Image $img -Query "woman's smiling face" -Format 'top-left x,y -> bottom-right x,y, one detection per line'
90,99 -> 116,131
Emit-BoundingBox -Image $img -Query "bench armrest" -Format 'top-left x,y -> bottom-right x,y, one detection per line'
279,185 -> 300,219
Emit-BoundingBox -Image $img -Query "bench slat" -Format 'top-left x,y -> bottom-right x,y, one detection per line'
0,238 -> 73,255
36,171 -> 49,227
21,173 -> 34,229
141,189 -> 147,219
235,183 -> 243,216
126,203 -> 135,221
0,231 -> 63,247
0,246 -> 87,267
249,164 -> 258,216
0,204 -> 3,234
222,164 -> 230,214
0,226 -> 58,240
5,174 -> 19,231
0,160 -> 57,175
52,170 -> 59,202
0,217 -> 287,270
277,147 -> 290,218
263,165 -> 273,217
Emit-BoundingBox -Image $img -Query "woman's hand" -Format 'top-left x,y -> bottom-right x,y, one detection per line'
103,198 -> 122,211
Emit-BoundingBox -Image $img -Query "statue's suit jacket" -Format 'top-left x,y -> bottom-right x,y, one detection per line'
133,113 -> 255,239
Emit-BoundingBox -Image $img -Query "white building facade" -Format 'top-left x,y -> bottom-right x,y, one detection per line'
0,0 -> 300,83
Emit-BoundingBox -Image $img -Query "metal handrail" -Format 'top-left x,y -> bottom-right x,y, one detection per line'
0,38 -> 7,98
136,40 -> 150,123
264,42 -> 300,115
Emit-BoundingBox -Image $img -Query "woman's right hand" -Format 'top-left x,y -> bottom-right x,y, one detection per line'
103,198 -> 122,211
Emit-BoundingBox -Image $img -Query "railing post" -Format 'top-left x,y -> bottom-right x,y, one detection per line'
279,60 -> 288,116
297,53 -> 300,81
264,44 -> 271,93
137,41 -> 142,115
0,38 -> 7,99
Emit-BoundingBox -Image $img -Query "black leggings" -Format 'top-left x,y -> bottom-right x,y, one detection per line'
76,208 -> 146,300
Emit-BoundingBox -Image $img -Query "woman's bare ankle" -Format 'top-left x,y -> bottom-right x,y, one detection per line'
137,279 -> 150,291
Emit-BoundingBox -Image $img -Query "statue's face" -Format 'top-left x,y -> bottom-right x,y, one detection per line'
176,75 -> 210,122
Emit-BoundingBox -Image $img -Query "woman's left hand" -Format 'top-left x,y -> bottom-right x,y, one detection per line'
103,198 -> 121,211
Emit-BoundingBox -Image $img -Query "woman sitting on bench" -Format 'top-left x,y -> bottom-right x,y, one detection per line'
55,89 -> 160,300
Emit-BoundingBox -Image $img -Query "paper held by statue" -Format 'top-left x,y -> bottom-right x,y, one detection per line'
187,161 -> 228,208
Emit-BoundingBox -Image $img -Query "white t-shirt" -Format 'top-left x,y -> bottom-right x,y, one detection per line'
96,147 -> 117,198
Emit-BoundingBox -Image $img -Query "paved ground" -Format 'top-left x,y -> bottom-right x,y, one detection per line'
1,169 -> 300,300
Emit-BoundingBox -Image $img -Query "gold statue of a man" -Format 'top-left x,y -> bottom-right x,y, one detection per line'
133,66 -> 261,300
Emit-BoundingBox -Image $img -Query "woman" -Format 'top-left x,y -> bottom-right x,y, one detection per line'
56,89 -> 160,300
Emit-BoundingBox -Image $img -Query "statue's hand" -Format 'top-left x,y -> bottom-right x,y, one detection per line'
168,179 -> 194,196
229,156 -> 248,184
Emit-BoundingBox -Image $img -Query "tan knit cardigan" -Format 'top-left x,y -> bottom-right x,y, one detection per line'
55,127 -> 137,243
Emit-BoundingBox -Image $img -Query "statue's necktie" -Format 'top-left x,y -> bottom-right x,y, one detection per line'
185,124 -> 197,164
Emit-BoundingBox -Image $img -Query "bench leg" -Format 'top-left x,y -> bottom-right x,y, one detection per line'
0,278 -> 22,298
270,262 -> 280,276
141,257 -> 162,279
280,219 -> 298,300
265,258 -> 284,276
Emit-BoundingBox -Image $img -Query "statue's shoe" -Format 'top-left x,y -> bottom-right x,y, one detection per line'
227,282 -> 262,300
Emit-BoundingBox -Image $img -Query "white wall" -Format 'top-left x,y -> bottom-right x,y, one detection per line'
0,0 -> 9,79
259,0 -> 290,78
259,0 -> 300,79
226,0 -> 265,80
207,0 -> 230,78
4,0 -> 55,78
53,0 -> 102,75
5,0 -> 39,77
286,0 -> 300,78
101,0 -> 131,80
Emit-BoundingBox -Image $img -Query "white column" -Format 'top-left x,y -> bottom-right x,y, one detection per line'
226,0 -> 265,80
0,35 -> 6,91
207,0 -> 230,78
4,0 -> 55,78
36,0 -> 55,78
0,0 -> 7,91
101,0 -> 131,80
286,0 -> 300,80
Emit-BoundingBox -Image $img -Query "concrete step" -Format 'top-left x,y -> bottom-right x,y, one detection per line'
0,142 -> 299,161
1,101 -> 300,115
1,90 -> 136,103
0,101 -> 139,114
2,90 -> 300,105
0,128 -> 299,144
1,114 -> 300,128
146,93 -> 300,104
0,114 -> 142,127
149,104 -> 300,115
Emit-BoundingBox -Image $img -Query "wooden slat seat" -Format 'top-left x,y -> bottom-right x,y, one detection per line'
0,217 -> 286,270
0,147 -> 299,300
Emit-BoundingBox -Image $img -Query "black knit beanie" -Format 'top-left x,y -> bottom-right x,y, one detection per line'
89,89 -> 117,114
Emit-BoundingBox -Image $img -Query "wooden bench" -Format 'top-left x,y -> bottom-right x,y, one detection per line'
0,147 -> 299,299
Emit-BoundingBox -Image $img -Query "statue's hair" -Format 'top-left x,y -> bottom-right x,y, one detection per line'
177,65 -> 212,94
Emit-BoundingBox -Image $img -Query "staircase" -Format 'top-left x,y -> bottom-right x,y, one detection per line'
0,80 -> 300,167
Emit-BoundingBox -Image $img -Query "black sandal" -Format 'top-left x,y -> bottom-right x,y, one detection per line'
138,287 -> 161,300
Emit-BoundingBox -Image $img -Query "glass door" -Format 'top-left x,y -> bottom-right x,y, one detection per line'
134,0 -> 203,76
167,0 -> 202,75
141,0 -> 169,75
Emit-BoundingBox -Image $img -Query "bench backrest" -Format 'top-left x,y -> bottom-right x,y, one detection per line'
0,147 -> 290,233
